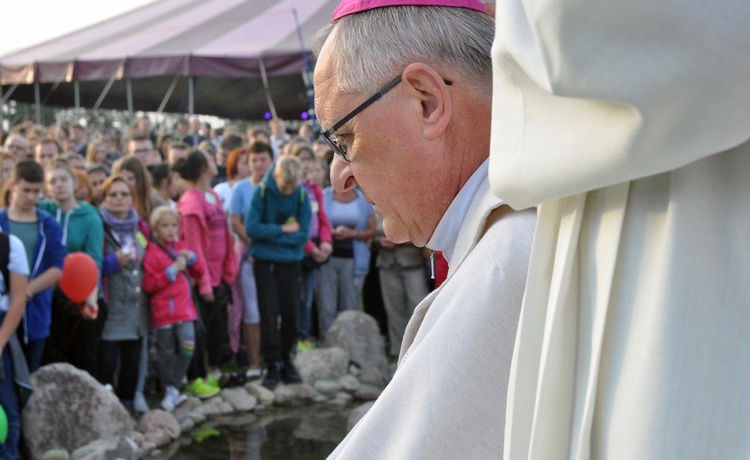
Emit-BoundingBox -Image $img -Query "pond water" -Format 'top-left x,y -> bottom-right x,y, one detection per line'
148,405 -> 351,460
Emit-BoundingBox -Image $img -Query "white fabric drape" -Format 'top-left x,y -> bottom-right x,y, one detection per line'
490,0 -> 750,458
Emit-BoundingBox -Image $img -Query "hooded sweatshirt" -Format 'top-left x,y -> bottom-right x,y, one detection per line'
245,164 -> 312,263
38,201 -> 104,271
0,208 -> 66,341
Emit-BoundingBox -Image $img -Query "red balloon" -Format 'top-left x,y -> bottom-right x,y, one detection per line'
59,252 -> 99,303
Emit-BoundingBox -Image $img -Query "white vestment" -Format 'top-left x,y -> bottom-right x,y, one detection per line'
490,0 -> 750,458
328,176 -> 536,459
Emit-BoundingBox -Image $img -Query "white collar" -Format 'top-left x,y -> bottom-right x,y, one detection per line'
426,159 -> 489,263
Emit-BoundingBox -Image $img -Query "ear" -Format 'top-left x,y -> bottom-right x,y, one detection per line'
401,63 -> 452,140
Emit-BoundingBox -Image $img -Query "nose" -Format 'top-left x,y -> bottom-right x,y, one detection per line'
329,155 -> 357,192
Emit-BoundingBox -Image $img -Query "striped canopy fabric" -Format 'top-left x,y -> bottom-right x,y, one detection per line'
0,0 -> 339,120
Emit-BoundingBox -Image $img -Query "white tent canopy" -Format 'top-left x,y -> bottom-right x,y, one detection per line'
0,0 -> 338,120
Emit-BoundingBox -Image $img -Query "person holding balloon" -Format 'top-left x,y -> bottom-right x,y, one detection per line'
142,206 -> 205,411
96,176 -> 150,413
39,159 -> 104,375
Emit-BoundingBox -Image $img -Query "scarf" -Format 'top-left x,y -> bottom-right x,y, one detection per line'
99,206 -> 140,242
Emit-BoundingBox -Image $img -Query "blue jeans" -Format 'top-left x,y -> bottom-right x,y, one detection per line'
0,351 -> 21,459
298,268 -> 318,341
21,338 -> 45,374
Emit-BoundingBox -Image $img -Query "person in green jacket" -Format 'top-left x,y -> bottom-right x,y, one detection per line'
39,159 -> 104,374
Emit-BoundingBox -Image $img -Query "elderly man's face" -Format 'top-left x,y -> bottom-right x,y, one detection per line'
314,29 -> 431,246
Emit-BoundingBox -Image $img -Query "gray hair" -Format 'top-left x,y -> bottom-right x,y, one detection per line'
312,6 -> 494,96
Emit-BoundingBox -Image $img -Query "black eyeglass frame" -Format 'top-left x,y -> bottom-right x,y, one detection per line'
320,75 -> 452,162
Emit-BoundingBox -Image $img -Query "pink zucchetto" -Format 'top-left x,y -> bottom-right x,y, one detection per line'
331,0 -> 488,22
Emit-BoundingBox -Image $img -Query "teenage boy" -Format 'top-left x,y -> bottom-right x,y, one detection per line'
0,160 -> 66,372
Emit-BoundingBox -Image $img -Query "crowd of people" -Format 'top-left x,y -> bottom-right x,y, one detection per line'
0,115 -> 437,458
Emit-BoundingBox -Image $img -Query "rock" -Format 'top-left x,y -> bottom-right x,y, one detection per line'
245,382 -> 275,406
42,449 -> 70,460
314,379 -> 342,395
313,394 -> 330,403
221,387 -> 258,411
70,436 -> 137,460
273,385 -> 296,406
327,398 -> 348,407
335,392 -> 353,403
293,347 -> 350,385
179,418 -> 195,432
347,402 -> 376,431
353,384 -> 382,401
287,383 -> 318,401
127,430 -> 145,446
323,311 -> 388,377
338,374 -> 360,392
138,409 -> 181,439
358,367 -> 384,388
23,363 -> 136,459
143,429 -> 172,447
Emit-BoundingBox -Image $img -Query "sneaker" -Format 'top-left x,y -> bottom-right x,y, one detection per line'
262,363 -> 281,391
296,340 -> 316,353
134,392 -> 149,413
281,362 -> 303,384
161,386 -> 188,411
185,378 -> 220,399
205,373 -> 221,389
245,368 -> 263,381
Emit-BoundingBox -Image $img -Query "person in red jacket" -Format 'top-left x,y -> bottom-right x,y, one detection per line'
142,205 -> 206,410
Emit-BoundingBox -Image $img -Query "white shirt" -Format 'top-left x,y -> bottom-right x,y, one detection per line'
426,159 -> 489,263
0,234 -> 30,312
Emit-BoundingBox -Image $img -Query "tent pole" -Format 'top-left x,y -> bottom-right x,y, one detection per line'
74,81 -> 80,109
188,77 -> 195,115
34,82 -> 41,124
93,73 -> 118,111
126,79 -> 134,119
157,75 -> 180,114
258,56 -> 277,119
0,85 -> 4,130
293,8 -> 316,126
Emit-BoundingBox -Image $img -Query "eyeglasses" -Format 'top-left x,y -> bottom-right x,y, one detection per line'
107,191 -> 131,198
320,75 -> 452,163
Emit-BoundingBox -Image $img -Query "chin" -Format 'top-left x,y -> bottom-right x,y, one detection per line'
382,219 -> 418,246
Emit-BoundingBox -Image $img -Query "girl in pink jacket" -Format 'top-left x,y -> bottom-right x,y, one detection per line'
142,206 -> 206,410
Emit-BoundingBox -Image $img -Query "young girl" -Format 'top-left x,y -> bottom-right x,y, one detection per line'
39,160 -> 103,373
142,206 -> 205,410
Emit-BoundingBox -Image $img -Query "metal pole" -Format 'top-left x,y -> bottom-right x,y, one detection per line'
92,73 -> 118,111
293,8 -> 316,126
74,80 -> 80,109
34,82 -> 41,124
157,74 -> 180,114
258,56 -> 277,119
188,76 -> 195,115
0,85 -> 4,130
126,79 -> 134,119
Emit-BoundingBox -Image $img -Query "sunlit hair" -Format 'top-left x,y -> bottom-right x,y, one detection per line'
85,140 -> 108,167
111,155 -> 154,220
149,205 -> 179,231
312,6 -> 494,96
101,175 -> 133,198
274,155 -> 303,186
226,147 -> 249,181
73,169 -> 93,203
288,142 -> 315,161
45,158 -> 78,186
